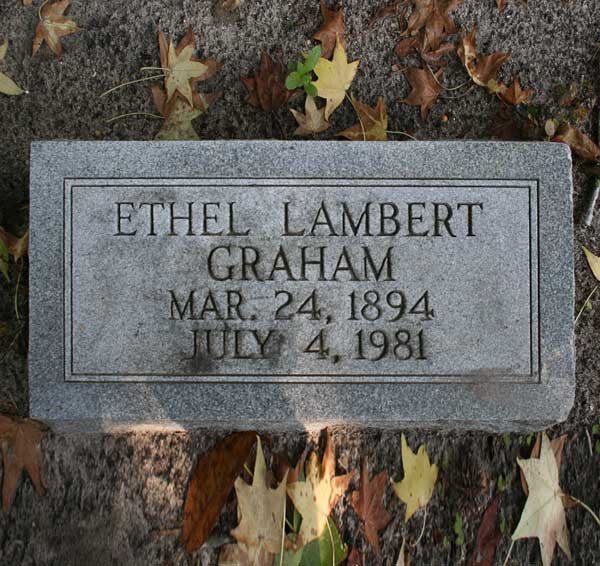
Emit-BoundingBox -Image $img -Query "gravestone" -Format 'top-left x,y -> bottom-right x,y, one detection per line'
29,141 -> 575,431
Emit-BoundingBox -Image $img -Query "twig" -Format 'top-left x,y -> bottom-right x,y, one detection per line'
387,130 -> 418,140
106,112 -> 163,124
427,64 -> 471,92
569,495 -> 600,527
100,74 -> 166,97
585,428 -> 594,457
410,506 -> 427,547
346,92 -> 366,141
574,284 -> 598,324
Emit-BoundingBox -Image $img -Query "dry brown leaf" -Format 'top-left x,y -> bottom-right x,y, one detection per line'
339,96 -> 388,141
420,41 -> 455,65
496,0 -> 506,11
158,27 -> 220,110
287,430 -> 356,545
32,0 -> 80,57
395,36 -> 420,58
242,51 -> 297,112
498,76 -> 533,106
181,432 -> 257,554
405,0 -> 463,51
468,497 -> 501,566
0,415 -> 48,511
553,124 -> 600,161
368,1 -> 405,28
0,227 -> 29,262
350,460 -> 391,555
312,0 -> 346,59
457,28 -> 510,92
401,66 -> 443,121
290,95 -> 330,135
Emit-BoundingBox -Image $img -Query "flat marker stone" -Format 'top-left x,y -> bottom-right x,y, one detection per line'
29,141 -> 575,431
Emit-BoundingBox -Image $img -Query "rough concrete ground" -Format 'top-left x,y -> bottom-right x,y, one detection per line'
0,0 -> 599,564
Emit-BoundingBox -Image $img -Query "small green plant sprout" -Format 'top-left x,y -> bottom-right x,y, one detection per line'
286,46 -> 321,96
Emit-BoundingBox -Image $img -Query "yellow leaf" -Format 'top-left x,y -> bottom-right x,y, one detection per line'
290,95 -> 330,135
230,437 -> 287,555
391,434 -> 438,521
582,246 -> 600,282
287,430 -> 356,544
512,433 -> 571,566
338,96 -> 388,141
0,41 -> 24,96
311,36 -> 359,120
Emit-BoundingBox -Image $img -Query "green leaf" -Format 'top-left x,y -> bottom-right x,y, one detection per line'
305,82 -> 318,97
286,71 -> 303,90
304,46 -> 321,72
0,237 -> 9,281
595,439 -> 600,455
592,424 -> 600,435
454,512 -> 465,546
288,61 -> 297,73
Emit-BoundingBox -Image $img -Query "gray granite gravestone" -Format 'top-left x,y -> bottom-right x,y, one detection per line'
29,141 -> 574,432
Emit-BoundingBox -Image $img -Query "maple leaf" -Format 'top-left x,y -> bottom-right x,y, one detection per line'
391,434 -> 438,521
350,460 -> 391,555
312,37 -> 359,120
182,431 -> 257,554
512,433 -> 571,566
231,437 -> 288,555
158,27 -> 220,110
0,415 -> 48,511
0,41 -> 23,96
242,51 -> 297,112
404,0 -> 463,51
339,96 -> 388,141
290,95 -> 330,135
498,76 -> 533,106
152,86 -> 218,140
312,0 -> 346,59
287,430 -> 356,545
553,124 -> 600,162
401,66 -> 443,121
457,28 -> 510,92
0,227 -> 29,264
582,246 -> 600,281
468,497 -> 501,566
32,0 -> 80,58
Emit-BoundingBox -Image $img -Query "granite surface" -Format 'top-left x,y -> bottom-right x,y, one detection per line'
29,141 -> 574,431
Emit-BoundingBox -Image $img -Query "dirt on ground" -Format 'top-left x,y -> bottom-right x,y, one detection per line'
1,0 -> 600,564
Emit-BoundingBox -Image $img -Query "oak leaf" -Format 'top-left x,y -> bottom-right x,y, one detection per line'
404,0 -> 463,51
512,433 -> 571,566
468,497 -> 501,566
287,430 -> 356,545
457,28 -> 510,92
339,96 -> 388,141
0,41 -> 23,96
582,247 -> 600,282
350,460 -> 391,555
553,124 -> 600,162
401,66 -> 443,121
290,95 -> 330,135
32,0 -> 80,57
231,437 -> 288,554
313,0 -> 346,59
182,431 -> 257,554
242,51 -> 296,112
0,415 -> 48,511
312,37 -> 359,120
391,434 -> 438,521
498,76 -> 532,106
152,86 -> 218,140
158,27 -> 220,110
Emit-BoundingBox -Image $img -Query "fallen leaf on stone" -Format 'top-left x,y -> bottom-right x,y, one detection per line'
404,0 -> 463,51
511,433 -> 571,566
158,27 -> 220,110
182,431 -> 257,553
243,51 -> 297,112
312,37 -> 359,120
468,497 -> 501,566
395,36 -> 420,58
350,460 -> 391,555
287,430 -> 356,545
0,414 -> 48,511
582,247 -> 600,282
32,0 -> 80,57
0,227 -> 29,262
368,1 -> 405,28
152,86 -> 218,140
458,28 -> 510,92
339,96 -> 388,141
496,0 -> 506,11
401,66 -> 443,121
290,95 -> 330,135
0,41 -> 23,96
219,542 -> 273,566
553,124 -> 600,161
313,0 -> 346,59
498,76 -> 532,106
391,434 -> 438,521
420,41 -> 455,65
230,437 -> 288,555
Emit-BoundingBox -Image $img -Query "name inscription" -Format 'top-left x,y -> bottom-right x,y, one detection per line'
64,178 -> 539,383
